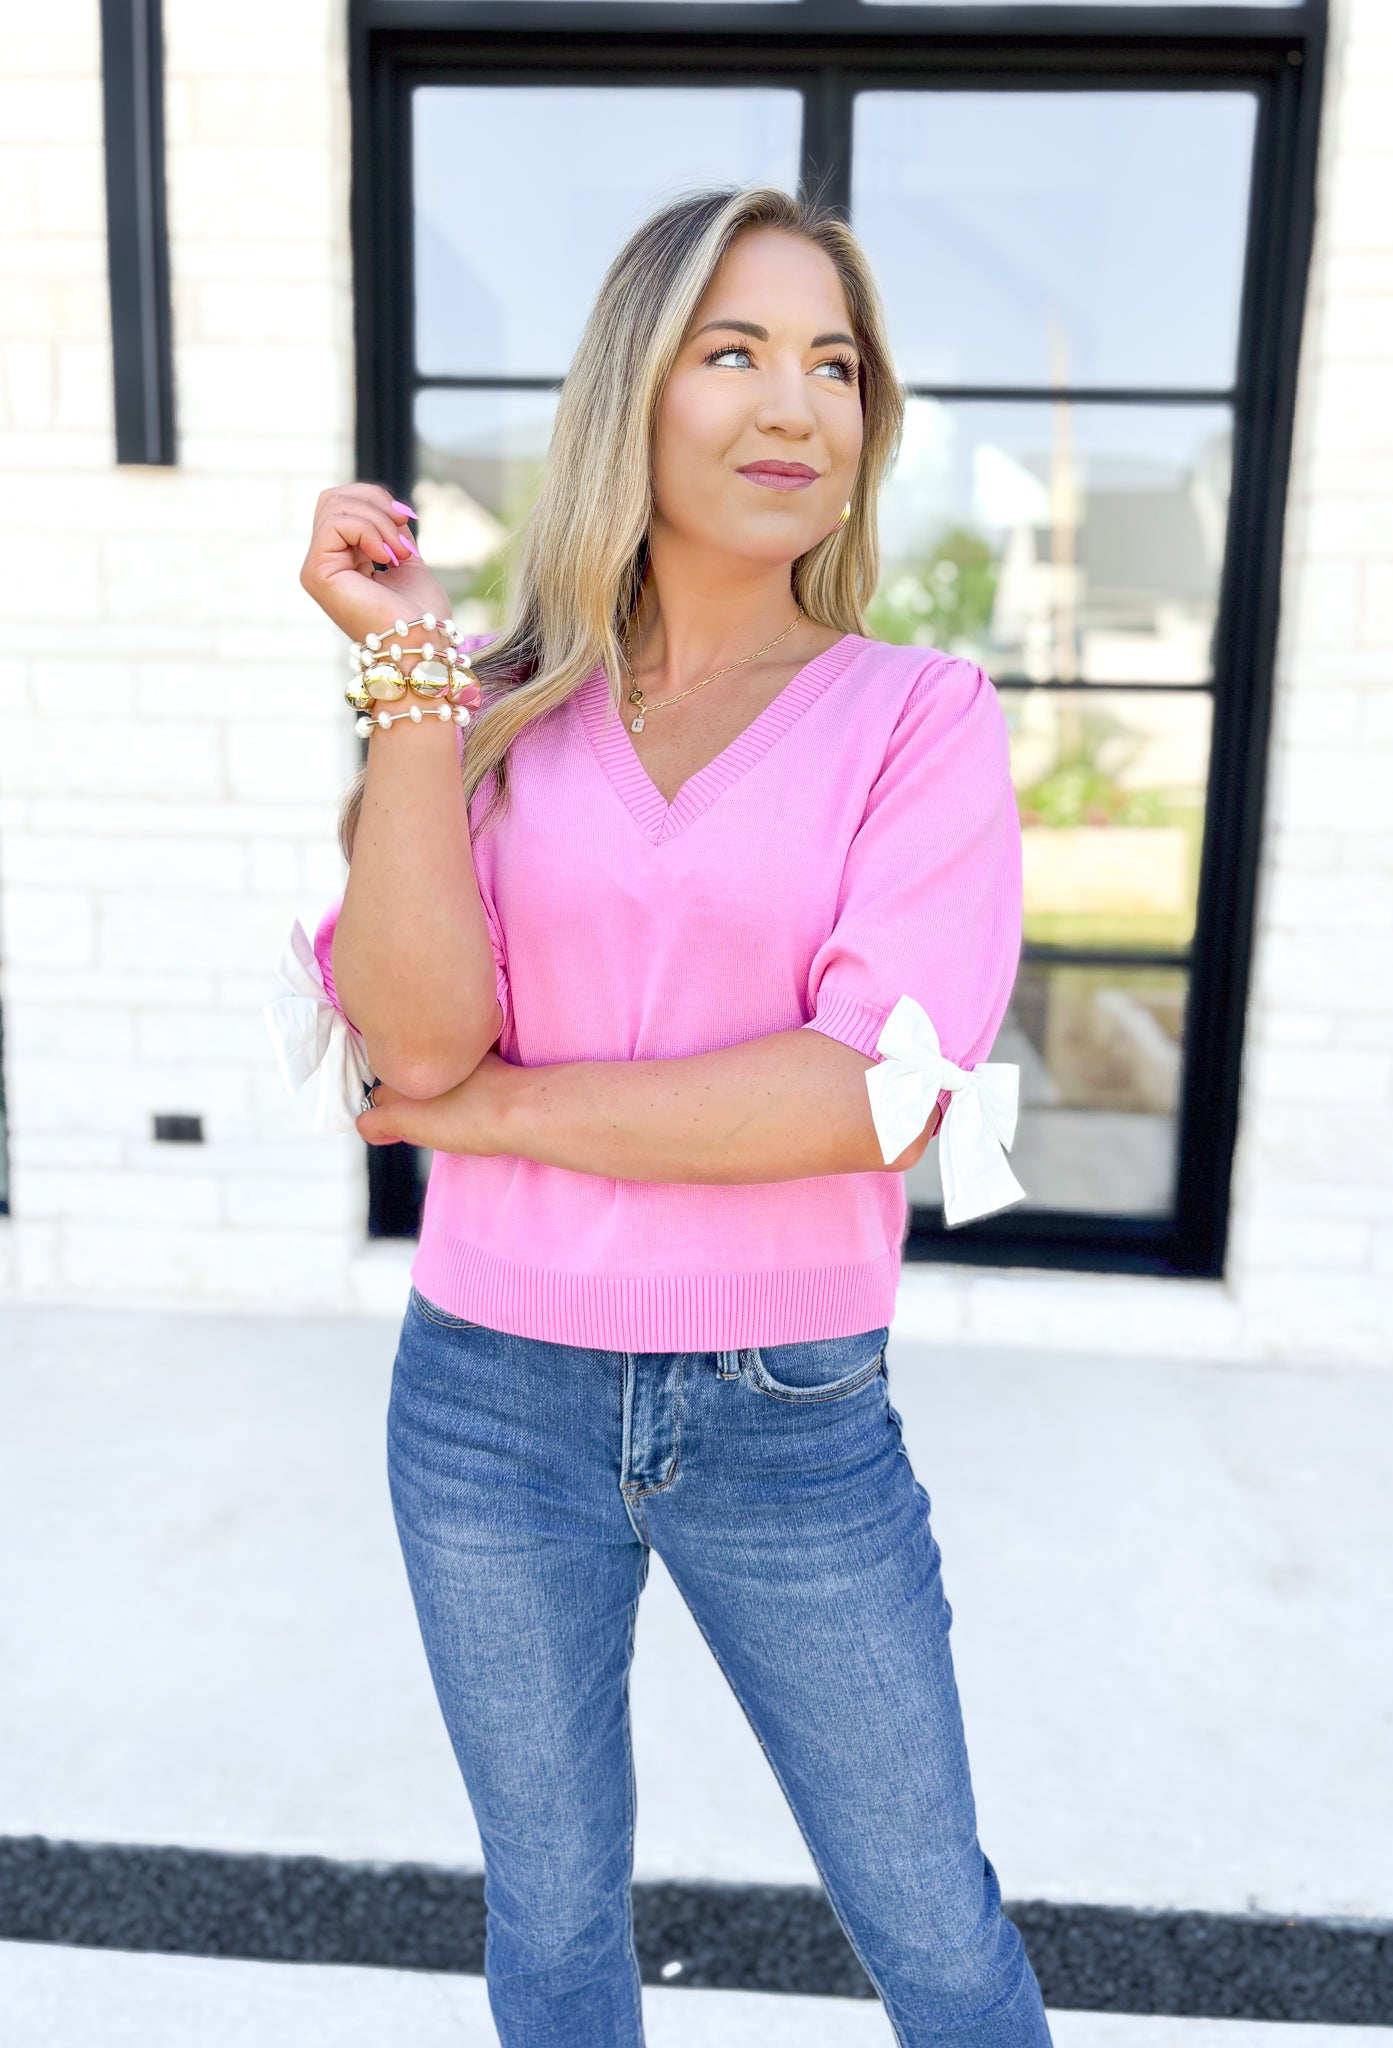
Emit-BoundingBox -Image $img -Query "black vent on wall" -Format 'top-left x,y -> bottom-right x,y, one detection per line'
153,1114 -> 203,1144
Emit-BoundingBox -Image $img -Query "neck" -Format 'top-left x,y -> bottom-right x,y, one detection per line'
628,528 -> 802,685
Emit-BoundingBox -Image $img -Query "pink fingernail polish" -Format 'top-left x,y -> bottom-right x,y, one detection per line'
382,544 -> 399,566
399,532 -> 419,557
391,498 -> 417,517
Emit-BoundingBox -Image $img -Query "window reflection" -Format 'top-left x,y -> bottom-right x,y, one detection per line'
414,86 -> 802,379
873,400 -> 1231,683
413,388 -> 560,629
906,964 -> 1188,1220
1003,688 -> 1210,954
852,91 -> 1256,391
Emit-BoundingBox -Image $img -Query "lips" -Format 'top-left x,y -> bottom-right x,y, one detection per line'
737,461 -> 820,492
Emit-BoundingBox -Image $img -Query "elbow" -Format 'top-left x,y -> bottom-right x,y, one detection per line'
885,1134 -> 930,1173
365,1002 -> 504,1100
378,1054 -> 478,1101
880,1104 -> 942,1174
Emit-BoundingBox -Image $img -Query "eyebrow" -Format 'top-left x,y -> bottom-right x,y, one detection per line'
692,319 -> 859,349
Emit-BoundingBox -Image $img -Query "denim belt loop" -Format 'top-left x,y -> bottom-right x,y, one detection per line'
715,1349 -> 743,1381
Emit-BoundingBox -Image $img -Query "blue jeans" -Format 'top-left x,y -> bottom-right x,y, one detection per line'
387,1285 -> 1052,2048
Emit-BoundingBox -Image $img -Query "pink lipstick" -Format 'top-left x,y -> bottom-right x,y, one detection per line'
737,461 -> 820,492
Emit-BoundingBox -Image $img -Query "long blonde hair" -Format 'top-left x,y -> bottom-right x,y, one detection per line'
340,186 -> 903,855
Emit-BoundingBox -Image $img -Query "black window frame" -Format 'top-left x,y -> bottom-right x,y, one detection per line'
100,0 -> 176,466
349,0 -> 1326,1277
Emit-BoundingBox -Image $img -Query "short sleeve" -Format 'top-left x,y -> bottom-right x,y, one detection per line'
802,656 -> 1022,1071
471,862 -> 511,1045
313,894 -> 352,1025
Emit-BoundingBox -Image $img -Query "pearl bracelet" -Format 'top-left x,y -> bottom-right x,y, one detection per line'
355,700 -> 473,736
346,611 -> 473,711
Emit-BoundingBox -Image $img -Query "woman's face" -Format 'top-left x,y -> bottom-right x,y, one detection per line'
651,227 -> 865,571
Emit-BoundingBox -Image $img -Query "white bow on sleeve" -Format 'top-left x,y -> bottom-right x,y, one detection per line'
263,918 -> 374,1134
865,995 -> 1025,1227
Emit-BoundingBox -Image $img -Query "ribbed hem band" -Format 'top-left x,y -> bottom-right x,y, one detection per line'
410,1235 -> 903,1351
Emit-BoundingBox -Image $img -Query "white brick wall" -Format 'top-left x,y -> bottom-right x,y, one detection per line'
1222,0 -> 1393,1365
0,0 -> 1389,1361
0,0 -> 363,1311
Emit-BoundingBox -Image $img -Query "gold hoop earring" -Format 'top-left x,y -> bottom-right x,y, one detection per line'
838,500 -> 852,526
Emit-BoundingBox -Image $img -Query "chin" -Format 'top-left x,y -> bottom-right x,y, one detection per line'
717,517 -> 824,568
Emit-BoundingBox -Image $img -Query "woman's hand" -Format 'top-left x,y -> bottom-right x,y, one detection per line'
357,1054 -> 517,1153
299,480 -> 453,645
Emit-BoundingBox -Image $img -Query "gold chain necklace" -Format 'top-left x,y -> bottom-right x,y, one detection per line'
620,606 -> 804,733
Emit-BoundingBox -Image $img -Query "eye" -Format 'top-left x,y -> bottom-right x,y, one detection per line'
702,343 -> 754,369
813,352 -> 859,383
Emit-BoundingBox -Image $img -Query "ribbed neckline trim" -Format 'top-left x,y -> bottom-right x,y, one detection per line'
575,632 -> 874,845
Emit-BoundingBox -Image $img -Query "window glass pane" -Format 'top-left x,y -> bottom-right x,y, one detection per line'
852,92 -> 1257,390
413,387 -> 561,630
1005,687 -> 1210,954
872,399 -> 1231,684
906,963 -> 1188,1220
414,87 -> 803,379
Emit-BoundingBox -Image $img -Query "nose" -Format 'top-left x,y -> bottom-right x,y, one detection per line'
753,353 -> 817,439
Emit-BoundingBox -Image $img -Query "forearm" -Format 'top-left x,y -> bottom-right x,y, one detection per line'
333,715 -> 501,1096
294,493 -> 502,1093
496,1028 -> 936,1183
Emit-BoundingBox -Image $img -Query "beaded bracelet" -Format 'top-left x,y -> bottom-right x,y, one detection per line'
355,700 -> 473,737
345,611 -> 473,711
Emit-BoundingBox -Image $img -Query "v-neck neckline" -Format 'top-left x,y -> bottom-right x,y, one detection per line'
575,632 -> 870,845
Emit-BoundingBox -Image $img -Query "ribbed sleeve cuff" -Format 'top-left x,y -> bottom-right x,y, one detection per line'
803,989 -> 953,1151
800,988 -> 893,1061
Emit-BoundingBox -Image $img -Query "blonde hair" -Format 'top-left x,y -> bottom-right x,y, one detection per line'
339,186 -> 903,856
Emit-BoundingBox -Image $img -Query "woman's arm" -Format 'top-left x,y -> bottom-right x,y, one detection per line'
359,1030 -> 940,1180
299,483 -> 501,1098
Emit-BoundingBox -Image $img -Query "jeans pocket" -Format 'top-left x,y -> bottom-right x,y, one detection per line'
408,1284 -> 484,1333
745,1328 -> 889,1403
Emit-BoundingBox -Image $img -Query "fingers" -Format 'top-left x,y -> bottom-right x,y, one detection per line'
356,1103 -> 411,1145
314,481 -> 417,532
350,510 -> 414,570
301,483 -> 450,633
339,482 -> 417,540
355,1078 -> 422,1146
310,483 -> 421,577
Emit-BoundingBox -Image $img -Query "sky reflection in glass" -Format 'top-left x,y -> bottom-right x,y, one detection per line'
415,86 -> 802,379
853,91 -> 1257,390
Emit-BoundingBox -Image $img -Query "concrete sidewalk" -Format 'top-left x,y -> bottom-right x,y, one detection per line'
0,1299 -> 1390,2041
3,1939 -> 1392,2048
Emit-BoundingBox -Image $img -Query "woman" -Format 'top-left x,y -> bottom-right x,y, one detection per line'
292,187 -> 1047,2047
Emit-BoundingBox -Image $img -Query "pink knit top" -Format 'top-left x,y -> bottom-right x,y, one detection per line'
315,633 -> 1022,1349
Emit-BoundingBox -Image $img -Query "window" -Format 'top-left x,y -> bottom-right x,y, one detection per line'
854,87 -> 1253,1235
351,0 -> 1324,1275
412,82 -> 802,627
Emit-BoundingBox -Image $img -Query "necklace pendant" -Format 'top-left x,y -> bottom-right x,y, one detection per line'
630,714 -> 645,733
627,684 -> 644,706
